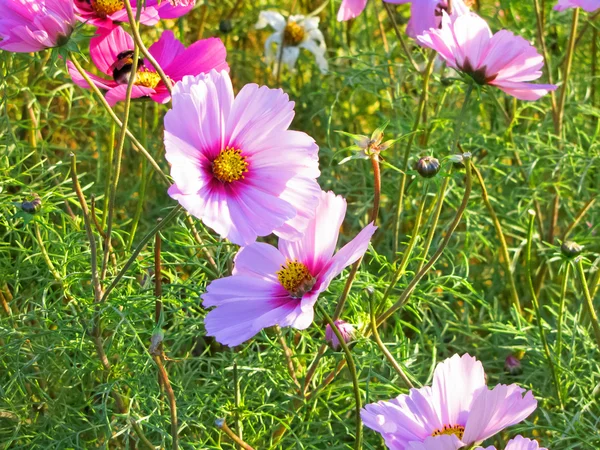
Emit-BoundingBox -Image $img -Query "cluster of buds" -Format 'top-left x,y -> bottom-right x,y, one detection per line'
325,320 -> 356,350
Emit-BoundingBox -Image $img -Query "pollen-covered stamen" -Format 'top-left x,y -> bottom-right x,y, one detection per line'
431,425 -> 465,440
283,21 -> 306,46
277,260 -> 316,298
135,69 -> 162,89
212,147 -> 249,183
90,0 -> 124,17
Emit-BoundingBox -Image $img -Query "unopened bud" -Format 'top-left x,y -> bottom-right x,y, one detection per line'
219,19 -> 233,34
325,320 -> 356,350
561,241 -> 583,258
21,196 -> 42,214
504,354 -> 522,375
416,156 -> 440,178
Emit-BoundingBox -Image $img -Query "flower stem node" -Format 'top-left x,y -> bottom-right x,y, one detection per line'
561,241 -> 583,258
416,156 -> 441,178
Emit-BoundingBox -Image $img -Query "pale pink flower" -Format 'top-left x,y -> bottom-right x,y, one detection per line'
337,0 -> 368,21
0,0 -> 76,53
201,191 -> 377,346
67,26 -> 227,106
417,12 -> 557,100
74,0 -> 193,28
361,354 -> 538,450
554,0 -> 599,11
407,434 -> 548,450
325,319 -> 356,349
479,435 -> 548,450
165,70 -> 322,246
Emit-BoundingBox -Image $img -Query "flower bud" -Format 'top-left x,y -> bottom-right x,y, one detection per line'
21,196 -> 42,214
504,354 -> 522,375
219,19 -> 233,34
325,320 -> 356,350
416,156 -> 440,178
561,241 -> 583,258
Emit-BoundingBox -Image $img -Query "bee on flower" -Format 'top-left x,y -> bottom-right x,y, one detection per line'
255,11 -> 328,74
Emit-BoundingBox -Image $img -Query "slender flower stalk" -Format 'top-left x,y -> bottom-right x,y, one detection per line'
576,259 -> 600,352
556,262 -> 571,357
276,326 -> 301,388
525,210 -> 563,408
533,0 -> 559,127
316,304 -> 362,450
557,8 -> 580,135
376,156 -> 473,326
393,52 -> 436,253
472,165 -> 522,315
369,292 -> 414,388
382,2 -> 419,72
216,419 -> 255,450
416,177 -> 450,273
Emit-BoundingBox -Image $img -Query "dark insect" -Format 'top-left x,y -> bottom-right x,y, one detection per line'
109,50 -> 143,85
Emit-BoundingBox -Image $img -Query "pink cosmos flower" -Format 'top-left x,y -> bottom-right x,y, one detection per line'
74,0 -> 193,28
337,0 -> 469,38
361,354 -> 538,450
479,435 -> 548,450
165,69 -> 323,246
0,0 -> 76,53
554,0 -> 599,11
201,190 -> 377,346
67,26 -> 227,106
417,12 -> 557,100
325,319 -> 356,350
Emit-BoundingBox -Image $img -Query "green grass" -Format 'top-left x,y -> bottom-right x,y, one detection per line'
1,0 -> 600,449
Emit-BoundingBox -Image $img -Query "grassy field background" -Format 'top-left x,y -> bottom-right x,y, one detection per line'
1,0 -> 600,448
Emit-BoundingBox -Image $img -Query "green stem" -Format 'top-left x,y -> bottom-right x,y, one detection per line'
556,262 -> 571,358
316,304 -> 362,450
472,165 -> 522,315
376,157 -> 473,326
101,205 -> 182,303
452,83 -> 474,153
576,259 -> 600,352
556,7 -> 580,136
416,177 -> 449,274
102,122 -> 116,229
525,211 -> 563,408
369,293 -> 414,388
533,0 -> 558,127
392,52 -> 436,253
382,2 -> 419,72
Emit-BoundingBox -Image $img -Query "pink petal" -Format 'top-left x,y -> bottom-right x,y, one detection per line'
316,221 -> 377,290
554,0 -> 600,11
463,384 -> 537,444
505,435 -> 547,450
407,435 -> 463,450
147,29 -> 185,69
450,12 -> 492,69
165,37 -> 229,81
482,30 -> 544,82
104,84 -> 155,106
279,190 -> 346,275
232,242 -> 286,282
361,387 -> 441,448
490,80 -> 557,101
90,26 -> 134,75
203,275 -> 285,307
431,354 -> 487,427
67,60 -> 117,90
337,0 -> 368,21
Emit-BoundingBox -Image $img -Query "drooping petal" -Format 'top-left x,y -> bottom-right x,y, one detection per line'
462,384 -> 537,445
255,10 -> 287,31
299,38 -> 329,73
337,0 -> 368,21
431,354 -> 487,428
279,191 -> 347,275
67,60 -> 117,90
490,80 -> 557,101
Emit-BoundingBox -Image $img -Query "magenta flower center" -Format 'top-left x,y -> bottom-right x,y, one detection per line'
276,260 -> 316,298
212,147 -> 249,183
90,0 -> 125,17
283,22 -> 305,46
431,424 -> 465,439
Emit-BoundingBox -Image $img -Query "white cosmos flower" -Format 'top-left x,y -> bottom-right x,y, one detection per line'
255,11 -> 328,74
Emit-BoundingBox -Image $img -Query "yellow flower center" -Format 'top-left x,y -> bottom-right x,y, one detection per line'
276,260 -> 316,298
91,0 -> 124,17
283,21 -> 305,46
135,69 -> 162,89
212,147 -> 249,183
431,425 -> 465,440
